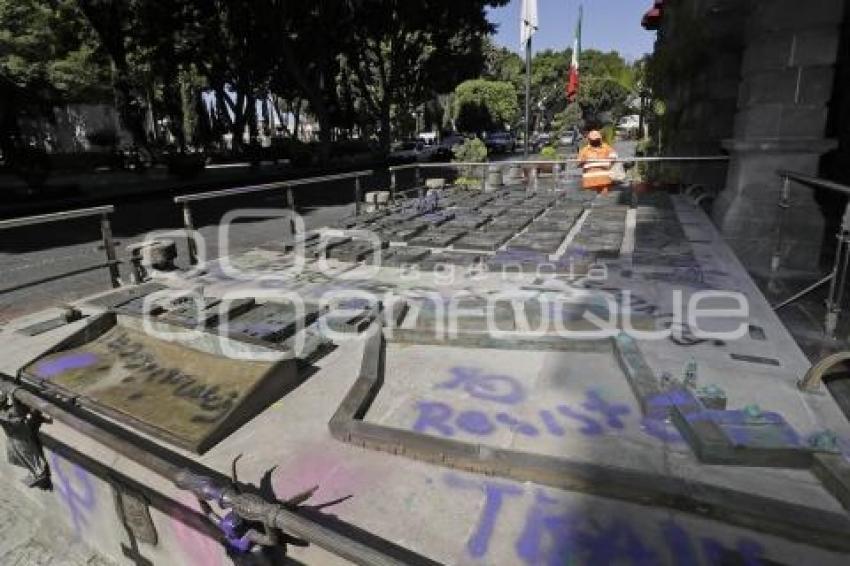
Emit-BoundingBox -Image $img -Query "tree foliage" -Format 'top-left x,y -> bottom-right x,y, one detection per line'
0,0 -> 507,160
0,0 -> 110,101
453,79 -> 518,133
480,40 -> 640,133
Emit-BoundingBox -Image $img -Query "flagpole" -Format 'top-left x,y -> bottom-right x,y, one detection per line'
524,36 -> 531,158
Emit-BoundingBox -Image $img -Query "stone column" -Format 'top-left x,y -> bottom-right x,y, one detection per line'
713,0 -> 845,273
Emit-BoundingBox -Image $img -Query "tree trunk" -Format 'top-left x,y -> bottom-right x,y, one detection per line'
76,1 -> 149,151
315,107 -> 333,164
292,99 -> 301,141
378,99 -> 392,155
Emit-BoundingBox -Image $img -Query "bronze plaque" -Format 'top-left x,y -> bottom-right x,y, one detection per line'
22,324 -> 296,452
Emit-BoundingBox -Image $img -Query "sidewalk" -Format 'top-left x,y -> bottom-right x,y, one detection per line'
0,482 -> 114,566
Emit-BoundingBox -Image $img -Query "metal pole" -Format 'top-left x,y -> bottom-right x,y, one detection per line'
354,175 -> 362,215
100,213 -> 120,288
771,176 -> 792,273
414,165 -> 421,190
390,169 -> 397,201
524,37 -> 531,158
480,165 -> 486,192
182,202 -> 198,265
285,186 -> 297,236
772,274 -> 834,311
826,203 -> 850,337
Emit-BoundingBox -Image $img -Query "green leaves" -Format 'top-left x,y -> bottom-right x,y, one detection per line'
453,79 -> 518,133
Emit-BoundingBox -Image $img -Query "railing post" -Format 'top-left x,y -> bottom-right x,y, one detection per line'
182,202 -> 198,265
480,164 -> 486,191
100,212 -> 120,288
414,165 -> 421,190
771,175 -> 792,273
285,185 -> 297,235
390,169 -> 397,201
825,202 -> 850,338
354,175 -> 362,215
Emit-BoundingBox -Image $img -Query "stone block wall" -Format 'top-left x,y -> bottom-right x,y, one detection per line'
713,0 -> 845,273
651,0 -> 748,191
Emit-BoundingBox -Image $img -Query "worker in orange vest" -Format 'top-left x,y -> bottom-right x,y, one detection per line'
577,130 -> 618,193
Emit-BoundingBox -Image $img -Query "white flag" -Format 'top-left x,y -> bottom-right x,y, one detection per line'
520,0 -> 538,47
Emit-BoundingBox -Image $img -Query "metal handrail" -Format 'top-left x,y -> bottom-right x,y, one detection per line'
0,205 -> 114,229
173,170 -> 373,204
387,156 -> 729,172
174,181 -> 290,204
0,379 -> 431,566
778,170 -> 850,198
772,170 -> 850,339
0,205 -> 120,290
174,170 -> 373,265
387,156 -> 729,200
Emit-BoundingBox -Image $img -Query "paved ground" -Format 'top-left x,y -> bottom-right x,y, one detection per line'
0,484 -> 114,566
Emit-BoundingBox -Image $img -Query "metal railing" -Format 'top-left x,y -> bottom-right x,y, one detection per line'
388,156 -> 729,201
0,205 -> 121,292
772,170 -> 850,338
173,170 -> 372,264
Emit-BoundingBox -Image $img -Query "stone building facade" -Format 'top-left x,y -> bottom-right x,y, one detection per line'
643,0 -> 848,274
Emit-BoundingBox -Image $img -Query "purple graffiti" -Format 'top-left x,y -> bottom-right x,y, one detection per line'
557,405 -> 604,436
444,475 -> 522,558
662,520 -> 699,566
438,367 -> 525,404
575,519 -> 658,565
688,409 -> 800,448
51,453 -> 96,536
539,410 -> 566,436
496,413 -> 539,436
582,391 -> 630,429
702,537 -> 765,566
640,391 -> 687,444
219,512 -> 254,553
456,411 -> 496,436
412,401 -> 455,437
35,352 -> 98,378
413,387 -> 688,444
516,490 -> 577,565
641,417 -> 684,443
447,474 -> 770,565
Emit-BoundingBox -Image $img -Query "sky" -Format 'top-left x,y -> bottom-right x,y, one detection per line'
488,0 -> 656,61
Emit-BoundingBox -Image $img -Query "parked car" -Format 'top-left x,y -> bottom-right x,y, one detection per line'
417,136 -> 440,162
559,129 -> 580,147
616,114 -> 641,138
530,133 -> 551,153
388,140 -> 434,163
435,132 -> 465,160
484,131 -> 516,154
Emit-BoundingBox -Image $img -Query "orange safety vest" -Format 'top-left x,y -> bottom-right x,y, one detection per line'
578,143 -> 618,191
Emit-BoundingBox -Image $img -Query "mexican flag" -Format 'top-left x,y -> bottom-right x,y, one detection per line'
567,5 -> 582,101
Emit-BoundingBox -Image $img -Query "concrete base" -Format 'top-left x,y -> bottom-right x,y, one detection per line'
713,139 -> 837,272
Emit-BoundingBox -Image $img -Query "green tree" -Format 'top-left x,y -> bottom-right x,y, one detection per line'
0,0 -> 110,100
482,39 -> 523,94
552,103 -> 582,135
0,0 -> 112,159
340,0 -> 507,153
453,79 -> 518,133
